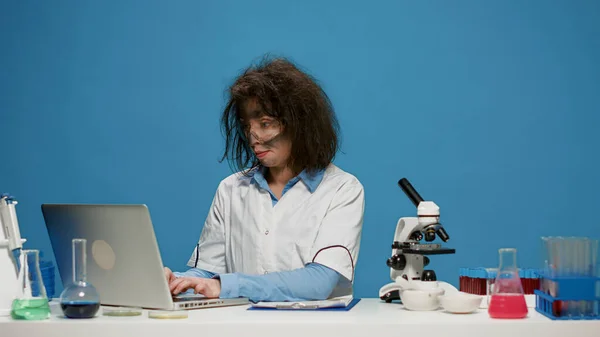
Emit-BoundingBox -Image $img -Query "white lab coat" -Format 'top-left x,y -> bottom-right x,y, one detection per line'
187,163 -> 365,297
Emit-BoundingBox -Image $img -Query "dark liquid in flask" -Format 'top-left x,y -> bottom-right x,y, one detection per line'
60,301 -> 100,318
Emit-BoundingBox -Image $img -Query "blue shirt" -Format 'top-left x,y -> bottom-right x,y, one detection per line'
174,167 -> 342,302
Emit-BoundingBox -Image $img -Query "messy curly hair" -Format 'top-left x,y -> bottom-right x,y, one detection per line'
220,55 -> 340,175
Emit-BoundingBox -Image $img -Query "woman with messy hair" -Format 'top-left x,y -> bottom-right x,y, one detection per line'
165,56 -> 365,302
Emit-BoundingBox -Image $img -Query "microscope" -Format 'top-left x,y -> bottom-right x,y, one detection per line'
379,178 -> 455,303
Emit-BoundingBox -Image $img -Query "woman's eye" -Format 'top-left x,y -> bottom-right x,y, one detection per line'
261,122 -> 270,128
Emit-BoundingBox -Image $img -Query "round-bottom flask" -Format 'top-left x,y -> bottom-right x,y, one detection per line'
59,239 -> 100,318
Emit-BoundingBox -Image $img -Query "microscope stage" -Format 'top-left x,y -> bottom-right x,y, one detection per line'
400,247 -> 456,255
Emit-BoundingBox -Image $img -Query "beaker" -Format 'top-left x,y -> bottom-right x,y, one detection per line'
488,248 -> 528,318
11,250 -> 51,320
59,238 -> 100,318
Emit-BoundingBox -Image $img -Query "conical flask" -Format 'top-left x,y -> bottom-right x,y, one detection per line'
488,248 -> 528,318
11,250 -> 51,320
59,238 -> 100,318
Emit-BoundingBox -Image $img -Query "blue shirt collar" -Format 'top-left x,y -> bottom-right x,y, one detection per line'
296,169 -> 325,193
250,166 -> 325,193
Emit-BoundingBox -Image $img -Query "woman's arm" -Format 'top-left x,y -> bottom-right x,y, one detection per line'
218,262 -> 340,302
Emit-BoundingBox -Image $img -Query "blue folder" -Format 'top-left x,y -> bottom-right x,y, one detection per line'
247,298 -> 361,311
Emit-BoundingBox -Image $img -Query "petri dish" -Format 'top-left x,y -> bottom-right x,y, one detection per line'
148,310 -> 188,319
102,307 -> 143,317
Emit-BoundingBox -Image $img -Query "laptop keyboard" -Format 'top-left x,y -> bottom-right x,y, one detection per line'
173,295 -> 208,302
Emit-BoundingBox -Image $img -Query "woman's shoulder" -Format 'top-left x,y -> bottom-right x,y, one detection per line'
322,164 -> 363,189
215,168 -> 258,192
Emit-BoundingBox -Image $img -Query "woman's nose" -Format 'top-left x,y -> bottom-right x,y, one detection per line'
248,130 -> 261,145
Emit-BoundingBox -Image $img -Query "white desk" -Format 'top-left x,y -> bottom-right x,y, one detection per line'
1,299 -> 598,337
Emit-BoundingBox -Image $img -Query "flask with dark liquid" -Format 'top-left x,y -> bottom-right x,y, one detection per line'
59,238 -> 100,318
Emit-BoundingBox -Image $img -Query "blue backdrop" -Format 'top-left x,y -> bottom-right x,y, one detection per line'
1,0 -> 599,298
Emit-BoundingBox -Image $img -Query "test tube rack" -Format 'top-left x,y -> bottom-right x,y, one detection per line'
534,273 -> 600,320
459,267 -> 541,296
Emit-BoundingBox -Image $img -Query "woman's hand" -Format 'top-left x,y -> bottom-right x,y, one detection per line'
164,267 -> 176,283
168,276 -> 221,298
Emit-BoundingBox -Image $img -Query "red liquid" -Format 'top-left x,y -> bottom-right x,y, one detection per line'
488,294 -> 528,319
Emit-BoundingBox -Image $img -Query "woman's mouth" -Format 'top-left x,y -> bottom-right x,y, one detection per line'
255,151 -> 269,159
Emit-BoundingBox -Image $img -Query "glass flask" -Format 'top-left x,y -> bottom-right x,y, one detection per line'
59,238 -> 100,318
11,250 -> 51,320
488,248 -> 528,318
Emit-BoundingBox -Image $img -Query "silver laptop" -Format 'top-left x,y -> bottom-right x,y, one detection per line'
41,204 -> 248,310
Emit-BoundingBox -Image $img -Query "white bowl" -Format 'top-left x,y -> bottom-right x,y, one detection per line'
439,292 -> 483,314
400,290 -> 442,311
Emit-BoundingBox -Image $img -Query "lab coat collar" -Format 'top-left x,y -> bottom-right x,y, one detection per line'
250,166 -> 325,193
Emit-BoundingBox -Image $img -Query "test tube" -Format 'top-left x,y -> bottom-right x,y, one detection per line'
541,237 -> 549,295
591,238 -> 598,276
468,269 -> 473,294
564,237 -> 573,316
590,238 -> 598,316
469,269 -> 474,294
481,273 -> 486,295
549,237 -> 561,316
523,269 -> 530,294
574,238 -> 583,316
577,238 -> 588,316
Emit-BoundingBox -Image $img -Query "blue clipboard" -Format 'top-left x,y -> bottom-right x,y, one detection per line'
247,298 -> 361,311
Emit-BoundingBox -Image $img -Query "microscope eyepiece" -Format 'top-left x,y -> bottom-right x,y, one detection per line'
398,178 -> 424,207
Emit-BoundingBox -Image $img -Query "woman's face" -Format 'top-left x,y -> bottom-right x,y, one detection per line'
240,99 -> 292,169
